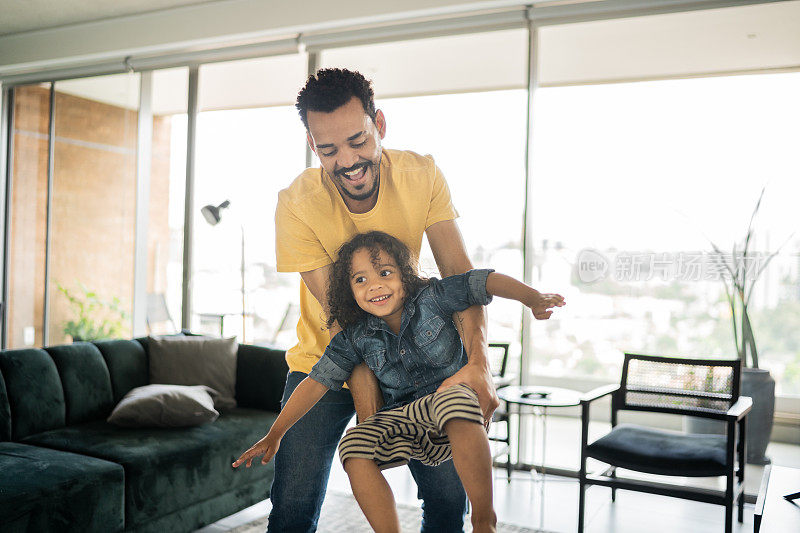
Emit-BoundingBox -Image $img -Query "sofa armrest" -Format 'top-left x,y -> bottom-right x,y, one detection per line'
235,344 -> 289,412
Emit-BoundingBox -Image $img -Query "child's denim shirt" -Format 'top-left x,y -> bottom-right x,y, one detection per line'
309,269 -> 494,410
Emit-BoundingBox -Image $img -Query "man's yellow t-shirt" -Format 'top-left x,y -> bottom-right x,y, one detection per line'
275,148 -> 458,375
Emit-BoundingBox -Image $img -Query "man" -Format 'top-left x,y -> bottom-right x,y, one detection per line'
270,68 -> 498,532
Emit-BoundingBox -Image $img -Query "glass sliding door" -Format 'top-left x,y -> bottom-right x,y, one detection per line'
47,73 -> 140,344
192,54 -> 308,344
322,28 -> 530,370
5,83 -> 51,348
530,73 -> 800,395
145,67 -> 189,335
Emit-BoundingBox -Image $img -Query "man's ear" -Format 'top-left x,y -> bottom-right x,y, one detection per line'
306,131 -> 316,153
375,109 -> 387,139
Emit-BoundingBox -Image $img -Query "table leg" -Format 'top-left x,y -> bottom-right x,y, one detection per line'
542,406 -> 548,479
516,402 -> 523,468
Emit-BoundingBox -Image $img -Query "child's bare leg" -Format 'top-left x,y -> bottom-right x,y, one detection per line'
445,419 -> 497,533
343,457 -> 400,533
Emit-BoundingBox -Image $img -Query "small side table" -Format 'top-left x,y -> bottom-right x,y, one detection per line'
755,464 -> 800,532
497,385 -> 581,478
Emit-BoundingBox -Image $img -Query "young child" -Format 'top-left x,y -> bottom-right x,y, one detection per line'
233,231 -> 565,533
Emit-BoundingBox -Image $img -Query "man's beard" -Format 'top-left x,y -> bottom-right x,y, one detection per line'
334,159 -> 380,202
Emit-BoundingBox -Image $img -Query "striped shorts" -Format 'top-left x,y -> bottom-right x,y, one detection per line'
338,383 -> 484,470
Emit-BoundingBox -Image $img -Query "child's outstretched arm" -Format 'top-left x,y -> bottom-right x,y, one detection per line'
232,377 -> 328,468
486,272 -> 566,319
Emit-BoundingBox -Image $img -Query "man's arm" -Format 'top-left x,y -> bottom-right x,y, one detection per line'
300,265 -> 384,421
425,219 -> 499,421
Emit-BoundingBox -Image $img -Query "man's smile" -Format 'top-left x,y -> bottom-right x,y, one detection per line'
338,163 -> 369,184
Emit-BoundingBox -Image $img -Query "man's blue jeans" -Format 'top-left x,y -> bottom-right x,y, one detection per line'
267,371 -> 467,532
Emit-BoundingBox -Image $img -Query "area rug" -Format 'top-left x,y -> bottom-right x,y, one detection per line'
228,490 -> 552,533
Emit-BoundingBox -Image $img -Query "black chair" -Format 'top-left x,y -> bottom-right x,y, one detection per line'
578,353 -> 752,533
488,342 -> 513,482
145,293 -> 178,334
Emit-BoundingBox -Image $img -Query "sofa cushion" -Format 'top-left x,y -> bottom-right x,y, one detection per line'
131,478 -> 270,533
107,384 -> 219,428
22,407 -> 278,528
0,370 -> 11,441
148,335 -> 238,410
45,343 -> 115,425
0,441 -> 124,532
0,349 -> 65,440
235,344 -> 289,412
94,339 -> 149,403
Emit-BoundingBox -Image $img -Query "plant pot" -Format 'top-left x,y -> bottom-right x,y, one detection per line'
683,367 -> 775,465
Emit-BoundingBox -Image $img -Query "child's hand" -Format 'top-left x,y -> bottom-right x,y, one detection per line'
526,290 -> 565,320
232,434 -> 281,468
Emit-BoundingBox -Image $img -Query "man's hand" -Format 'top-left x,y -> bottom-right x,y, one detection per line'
525,290 -> 565,320
232,433 -> 281,468
436,359 -> 499,423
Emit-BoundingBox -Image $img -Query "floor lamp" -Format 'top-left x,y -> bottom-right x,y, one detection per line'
200,200 -> 246,342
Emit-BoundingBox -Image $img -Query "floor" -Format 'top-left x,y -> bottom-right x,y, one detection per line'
197,415 -> 800,532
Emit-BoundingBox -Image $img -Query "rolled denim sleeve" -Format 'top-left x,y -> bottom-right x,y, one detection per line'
308,331 -> 361,391
429,268 -> 495,315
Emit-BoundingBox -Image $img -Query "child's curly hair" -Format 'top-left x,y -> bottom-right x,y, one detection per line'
326,231 -> 428,330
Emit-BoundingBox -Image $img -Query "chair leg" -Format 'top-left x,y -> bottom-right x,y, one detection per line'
724,419 -> 735,533
505,420 -> 512,483
578,480 -> 586,533
579,401 -> 590,533
610,467 -> 617,502
738,491 -> 744,523
737,417 -> 746,523
724,502 -> 733,533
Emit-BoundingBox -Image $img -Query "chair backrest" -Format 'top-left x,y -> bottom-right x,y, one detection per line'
488,342 -> 510,378
616,353 -> 741,420
146,292 -> 177,332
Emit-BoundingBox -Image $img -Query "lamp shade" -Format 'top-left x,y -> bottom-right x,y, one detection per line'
200,200 -> 230,226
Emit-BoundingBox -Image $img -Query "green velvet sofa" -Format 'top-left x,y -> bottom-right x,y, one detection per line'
0,337 -> 289,533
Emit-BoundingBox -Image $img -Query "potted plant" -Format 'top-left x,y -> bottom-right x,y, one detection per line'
688,187 -> 791,464
57,282 -> 130,342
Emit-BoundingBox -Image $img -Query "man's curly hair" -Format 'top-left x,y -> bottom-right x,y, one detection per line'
326,231 -> 428,330
296,68 -> 377,130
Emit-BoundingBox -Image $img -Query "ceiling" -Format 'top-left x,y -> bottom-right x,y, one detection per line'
52,1 -> 800,114
0,0 -> 219,36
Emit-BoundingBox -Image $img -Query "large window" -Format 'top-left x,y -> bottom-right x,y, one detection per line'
529,72 -> 800,395
3,3 -> 799,407
46,74 -> 140,344
5,75 -> 142,347
322,28 -> 529,372
146,67 -> 189,335
379,91 -> 528,365
4,70 -> 188,346
6,84 -> 51,348
190,54 -> 307,345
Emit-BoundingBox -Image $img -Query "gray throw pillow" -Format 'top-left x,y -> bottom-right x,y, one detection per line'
107,384 -> 219,428
148,335 -> 238,410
